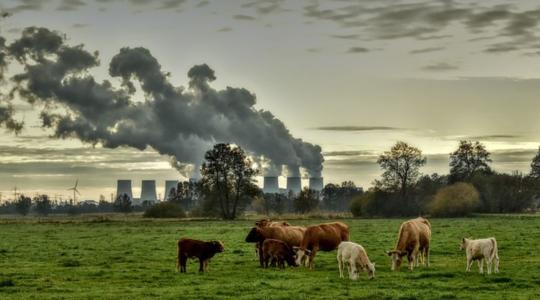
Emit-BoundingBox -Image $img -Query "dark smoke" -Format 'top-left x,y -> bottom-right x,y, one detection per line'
1,27 -> 323,177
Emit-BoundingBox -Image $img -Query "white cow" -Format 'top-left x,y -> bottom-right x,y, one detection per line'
337,241 -> 375,280
460,237 -> 500,274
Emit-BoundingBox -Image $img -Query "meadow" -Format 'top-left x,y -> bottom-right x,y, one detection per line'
1,215 -> 539,299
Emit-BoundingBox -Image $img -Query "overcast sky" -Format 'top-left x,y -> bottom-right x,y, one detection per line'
0,0 -> 539,201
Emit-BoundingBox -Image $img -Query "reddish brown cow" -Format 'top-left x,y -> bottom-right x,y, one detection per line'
262,239 -> 297,269
176,238 -> 224,273
253,219 -> 291,259
293,222 -> 350,269
245,225 -> 306,267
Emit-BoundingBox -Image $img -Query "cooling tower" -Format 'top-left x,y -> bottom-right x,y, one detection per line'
140,180 -> 157,203
263,176 -> 279,194
286,177 -> 301,195
116,180 -> 133,200
164,180 -> 178,200
309,177 -> 324,192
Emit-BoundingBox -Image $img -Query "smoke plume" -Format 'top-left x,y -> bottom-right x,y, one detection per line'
0,27 -> 323,177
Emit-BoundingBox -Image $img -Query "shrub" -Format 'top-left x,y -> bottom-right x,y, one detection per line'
429,182 -> 480,217
143,201 -> 186,218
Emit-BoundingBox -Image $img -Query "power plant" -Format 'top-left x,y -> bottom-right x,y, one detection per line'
140,180 -> 157,204
308,177 -> 324,192
263,176 -> 279,194
164,180 -> 178,200
116,180 -> 133,200
286,176 -> 302,195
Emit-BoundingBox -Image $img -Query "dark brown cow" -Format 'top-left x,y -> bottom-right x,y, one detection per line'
176,238 -> 224,273
262,239 -> 297,269
245,225 -> 306,267
293,222 -> 350,269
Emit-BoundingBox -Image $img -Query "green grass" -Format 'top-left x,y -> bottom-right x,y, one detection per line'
1,215 -> 540,299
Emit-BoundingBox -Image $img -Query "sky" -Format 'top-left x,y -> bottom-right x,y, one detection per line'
0,0 -> 539,201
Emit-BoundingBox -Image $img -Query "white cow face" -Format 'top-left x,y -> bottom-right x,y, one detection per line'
460,238 -> 468,251
367,262 -> 376,279
386,250 -> 405,271
292,247 -> 311,266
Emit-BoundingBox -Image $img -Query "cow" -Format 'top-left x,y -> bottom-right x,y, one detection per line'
337,241 -> 375,280
293,222 -> 350,269
245,225 -> 306,267
253,219 -> 291,259
386,218 -> 431,271
176,238 -> 224,273
262,239 -> 297,269
460,237 -> 499,274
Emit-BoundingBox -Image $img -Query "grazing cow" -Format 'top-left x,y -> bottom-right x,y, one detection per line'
386,218 -> 431,271
460,237 -> 499,274
293,222 -> 350,269
262,239 -> 297,269
337,241 -> 375,280
245,225 -> 306,267
176,238 -> 224,273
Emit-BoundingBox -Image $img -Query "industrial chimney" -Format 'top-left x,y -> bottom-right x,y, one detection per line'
263,176 -> 279,194
116,180 -> 133,200
164,180 -> 178,201
140,180 -> 157,204
308,177 -> 324,192
286,177 -> 301,195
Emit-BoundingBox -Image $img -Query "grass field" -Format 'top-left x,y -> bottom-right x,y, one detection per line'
1,215 -> 540,299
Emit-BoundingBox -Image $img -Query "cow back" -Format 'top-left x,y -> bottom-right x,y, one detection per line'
259,226 -> 306,247
302,222 -> 350,251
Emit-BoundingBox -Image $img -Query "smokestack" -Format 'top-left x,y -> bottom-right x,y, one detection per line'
309,177 -> 324,192
263,176 -> 279,194
164,180 -> 178,201
116,180 -> 133,200
286,177 -> 301,196
140,180 -> 157,204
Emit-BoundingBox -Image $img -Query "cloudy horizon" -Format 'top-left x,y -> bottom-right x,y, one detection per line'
1,0 -> 539,201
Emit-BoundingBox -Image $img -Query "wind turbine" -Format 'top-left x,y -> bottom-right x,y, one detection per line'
67,179 -> 81,204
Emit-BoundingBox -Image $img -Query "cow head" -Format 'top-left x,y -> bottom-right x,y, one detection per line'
292,246 -> 311,266
460,238 -> 469,251
255,219 -> 271,227
245,227 -> 263,243
366,262 -> 376,279
386,250 -> 406,271
212,241 -> 225,253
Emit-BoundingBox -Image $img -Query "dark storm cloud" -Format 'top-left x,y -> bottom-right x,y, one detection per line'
410,47 -> 445,54
233,14 -> 256,21
57,0 -> 86,11
0,26 -> 324,177
421,62 -> 459,71
347,47 -> 369,53
314,126 -> 401,132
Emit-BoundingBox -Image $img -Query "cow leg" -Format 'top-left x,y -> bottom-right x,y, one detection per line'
180,255 -> 187,273
258,243 -> 264,268
337,256 -> 344,278
204,260 -> 209,272
263,254 -> 269,268
466,257 -> 473,272
425,246 -> 430,267
408,253 -> 415,271
199,259 -> 204,272
349,259 -> 357,280
308,248 -> 318,270
478,259 -> 484,274
494,254 -> 500,273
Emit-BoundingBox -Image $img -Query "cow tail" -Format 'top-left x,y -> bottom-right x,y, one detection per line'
490,238 -> 498,260
176,240 -> 181,271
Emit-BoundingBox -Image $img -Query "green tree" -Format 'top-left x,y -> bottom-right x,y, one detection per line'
15,195 -> 32,216
530,146 -> 540,179
376,141 -> 426,198
293,187 -> 319,214
34,194 -> 52,216
429,182 -> 480,217
113,193 -> 133,214
201,143 -> 259,220
449,140 -> 492,182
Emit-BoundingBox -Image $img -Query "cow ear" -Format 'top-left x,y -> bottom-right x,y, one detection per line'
305,249 -> 312,255
386,251 -> 392,256
292,246 -> 299,251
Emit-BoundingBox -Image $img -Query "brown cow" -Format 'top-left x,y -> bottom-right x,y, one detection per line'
176,238 -> 224,273
293,222 -> 350,269
253,219 -> 291,259
262,239 -> 297,269
245,225 -> 306,267
386,218 -> 431,271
